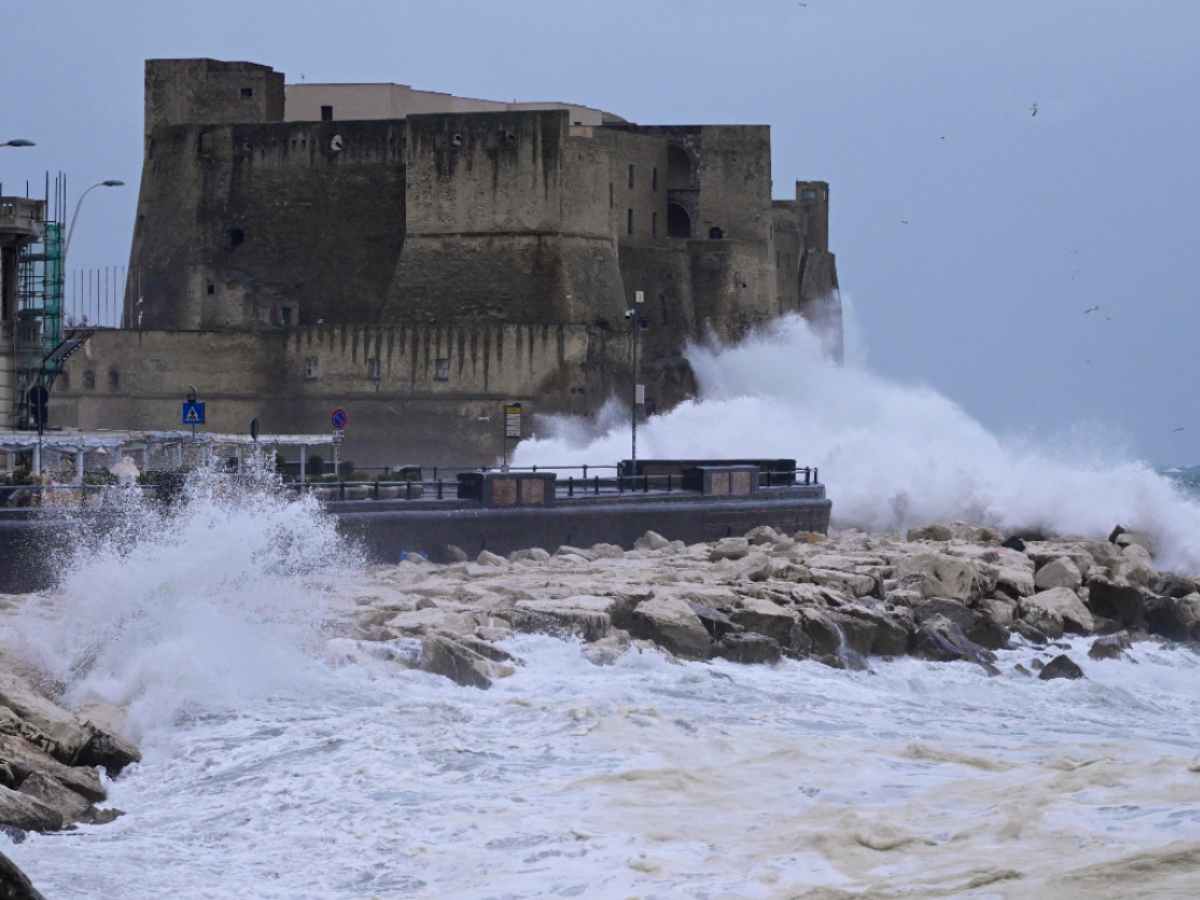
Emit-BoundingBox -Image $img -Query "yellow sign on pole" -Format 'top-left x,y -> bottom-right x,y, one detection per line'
504,403 -> 522,439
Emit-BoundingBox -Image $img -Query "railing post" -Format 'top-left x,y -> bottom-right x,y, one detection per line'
568,476 -> 574,497
582,464 -> 588,480
437,479 -> 443,500
594,476 -> 599,496
643,474 -> 648,493
433,466 -> 438,482
339,480 -> 345,501
405,480 -> 412,500
667,473 -> 672,493
814,467 -> 819,484
374,478 -> 380,500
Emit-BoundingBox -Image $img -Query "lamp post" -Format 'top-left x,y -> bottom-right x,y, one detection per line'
65,179 -> 124,256
1,139 -> 35,148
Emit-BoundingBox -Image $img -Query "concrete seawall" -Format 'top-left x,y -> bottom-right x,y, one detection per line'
0,487 -> 830,592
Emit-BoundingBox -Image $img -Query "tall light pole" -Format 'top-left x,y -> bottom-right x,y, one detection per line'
1,139 -> 35,148
65,179 -> 124,256
625,290 -> 647,474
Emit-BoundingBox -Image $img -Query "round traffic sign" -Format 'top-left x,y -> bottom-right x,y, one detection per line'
331,407 -> 349,430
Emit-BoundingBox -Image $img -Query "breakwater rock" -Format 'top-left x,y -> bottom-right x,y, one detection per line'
340,523 -> 1200,688
0,664 -> 140,837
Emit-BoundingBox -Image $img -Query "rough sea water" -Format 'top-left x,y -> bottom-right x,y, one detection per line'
4,319 -> 1200,898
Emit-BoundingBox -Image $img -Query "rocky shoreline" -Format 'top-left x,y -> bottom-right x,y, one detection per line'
339,522 -> 1200,689
0,662 -> 141,898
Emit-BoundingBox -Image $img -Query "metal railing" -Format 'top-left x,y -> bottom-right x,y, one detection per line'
0,466 -> 821,508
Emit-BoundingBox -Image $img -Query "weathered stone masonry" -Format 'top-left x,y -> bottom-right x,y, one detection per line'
53,58 -> 841,465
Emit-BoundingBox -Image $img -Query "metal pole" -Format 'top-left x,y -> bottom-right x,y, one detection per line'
299,444 -> 307,484
630,309 -> 638,472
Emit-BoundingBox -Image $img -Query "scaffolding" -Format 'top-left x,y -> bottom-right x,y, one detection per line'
12,173 -> 77,428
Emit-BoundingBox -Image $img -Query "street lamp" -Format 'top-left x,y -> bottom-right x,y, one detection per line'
65,179 -> 125,255
1,139 -> 35,148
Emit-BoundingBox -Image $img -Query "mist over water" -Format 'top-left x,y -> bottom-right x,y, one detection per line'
515,312 -> 1200,571
10,464 -> 351,738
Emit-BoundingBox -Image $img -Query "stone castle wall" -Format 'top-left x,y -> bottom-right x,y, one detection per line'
67,58 -> 843,465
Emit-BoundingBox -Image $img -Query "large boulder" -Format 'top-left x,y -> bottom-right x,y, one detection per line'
906,524 -> 953,542
714,633 -> 782,664
895,553 -> 994,602
1088,633 -> 1132,660
808,568 -> 876,598
709,538 -> 751,561
0,849 -> 47,900
1038,654 -> 1084,681
630,596 -> 712,658
913,598 -> 1009,650
1020,587 -> 1095,637
509,595 -> 619,642
1086,577 -> 1156,630
417,634 -> 514,689
0,785 -> 63,833
634,530 -> 670,551
729,596 -> 797,644
912,615 -> 997,672
1025,543 -> 1094,580
1034,557 -> 1083,592
509,547 -> 551,565
1144,593 -> 1200,642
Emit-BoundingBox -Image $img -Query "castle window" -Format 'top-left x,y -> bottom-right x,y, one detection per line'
709,226 -> 725,240
108,369 -> 120,390
304,356 -> 320,380
367,358 -> 381,382
241,87 -> 254,99
84,370 -> 96,390
434,358 -> 450,382
227,227 -> 245,249
667,145 -> 692,190
652,211 -> 657,237
206,282 -> 215,295
627,209 -> 634,236
321,105 -> 333,122
627,164 -> 634,189
800,189 -> 819,201
279,305 -> 294,326
652,167 -> 658,191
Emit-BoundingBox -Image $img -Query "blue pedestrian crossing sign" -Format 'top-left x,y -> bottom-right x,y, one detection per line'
182,401 -> 206,426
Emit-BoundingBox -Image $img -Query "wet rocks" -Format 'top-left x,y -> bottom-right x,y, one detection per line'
0,850 -> 46,900
1088,633 -> 1131,660
709,537 -> 751,561
1034,557 -> 1083,592
634,530 -> 670,552
0,669 -> 139,835
630,596 -> 712,659
913,615 -> 997,672
1038,654 -> 1084,681
1020,586 -> 1095,637
715,633 -> 782,664
341,519 -> 1200,692
417,634 -> 514,689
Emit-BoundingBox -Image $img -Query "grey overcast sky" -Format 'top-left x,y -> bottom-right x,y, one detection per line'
3,0 -> 1197,464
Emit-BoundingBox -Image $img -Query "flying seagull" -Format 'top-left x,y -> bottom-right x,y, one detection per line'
1083,305 -> 1101,314
900,218 -> 910,225
1029,102 -> 1039,117
1171,426 -> 1186,433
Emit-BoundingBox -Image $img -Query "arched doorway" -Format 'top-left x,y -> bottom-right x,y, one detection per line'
667,203 -> 692,238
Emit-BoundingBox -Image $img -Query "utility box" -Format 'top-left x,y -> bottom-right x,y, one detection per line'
682,465 -> 758,497
457,471 -> 556,507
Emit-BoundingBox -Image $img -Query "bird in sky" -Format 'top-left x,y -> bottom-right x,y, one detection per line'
1171,426 -> 1185,433
1030,102 -> 1039,117
900,218 -> 910,225
1083,305 -> 1101,314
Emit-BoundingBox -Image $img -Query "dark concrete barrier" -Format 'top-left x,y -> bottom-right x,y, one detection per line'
0,485 -> 831,591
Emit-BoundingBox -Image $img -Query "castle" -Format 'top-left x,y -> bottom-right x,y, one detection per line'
48,58 -> 840,465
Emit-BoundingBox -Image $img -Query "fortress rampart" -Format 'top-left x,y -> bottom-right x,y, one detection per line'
51,58 -> 841,466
